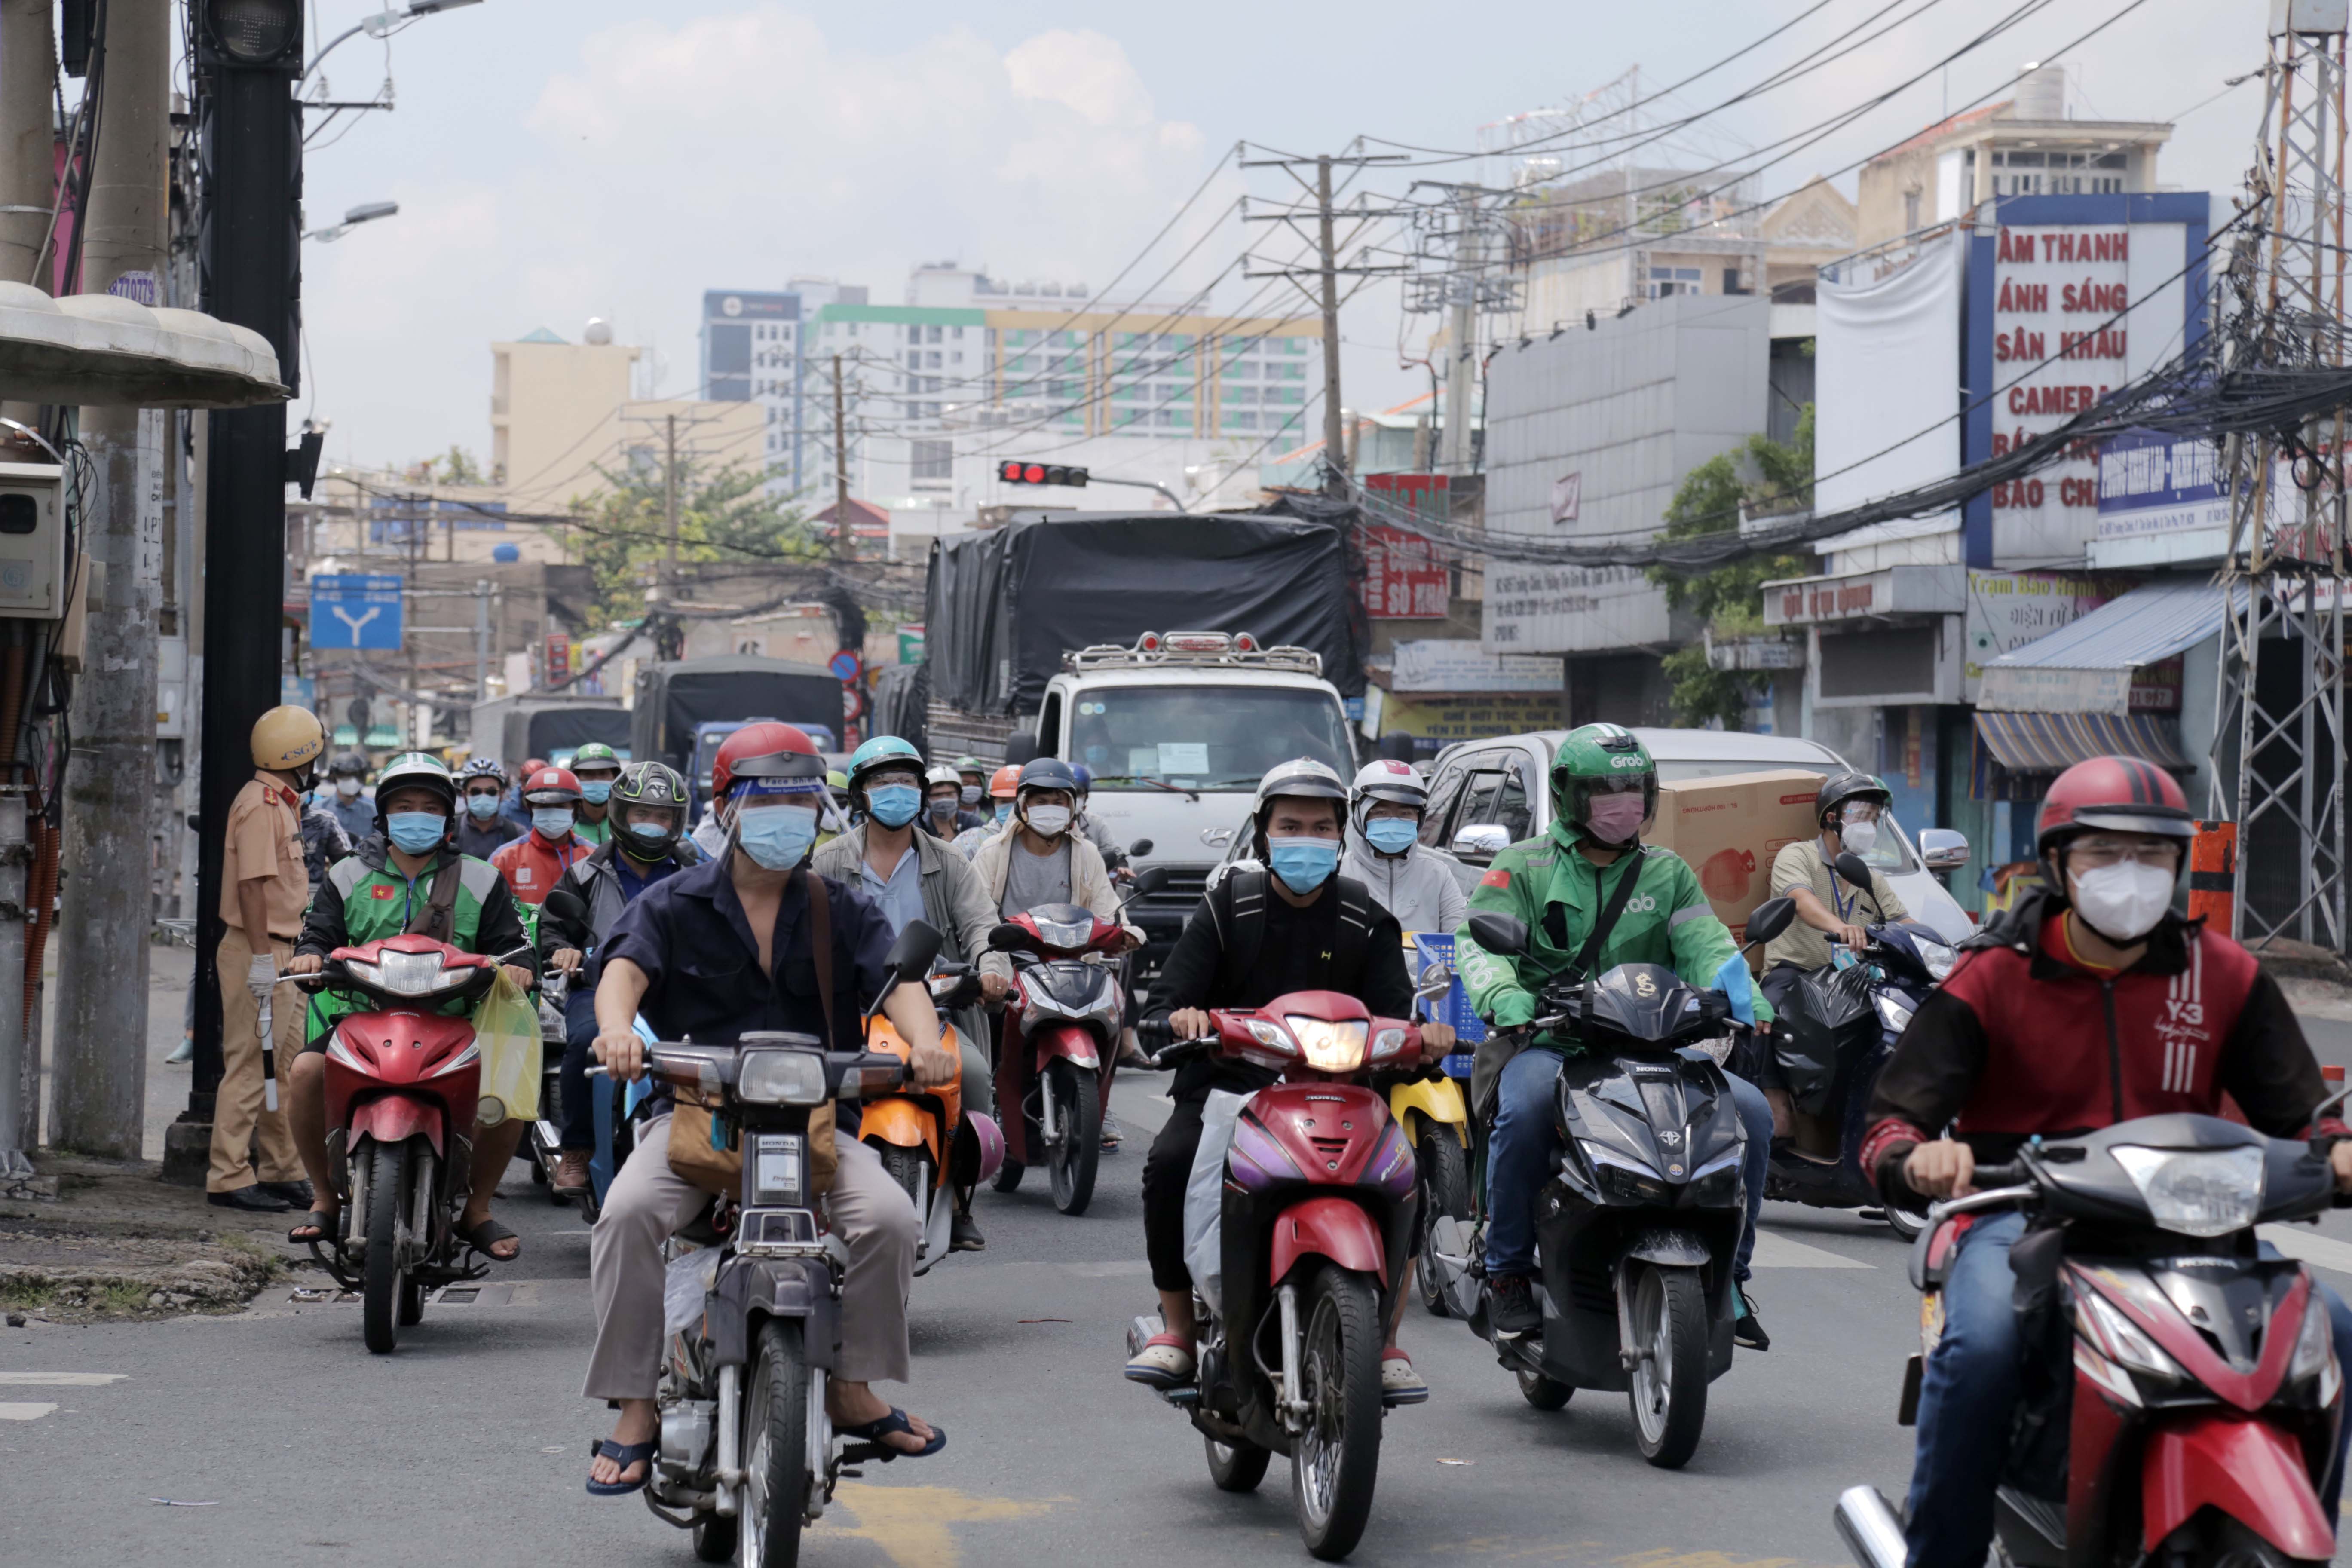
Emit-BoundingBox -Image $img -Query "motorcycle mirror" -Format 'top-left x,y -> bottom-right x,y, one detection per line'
1127,837 -> 1154,857
986,922 -> 1029,952
1834,851 -> 1876,893
1744,896 -> 1797,946
542,887 -> 590,925
1129,865 -> 1170,897
1466,911 -> 1530,956
882,919 -> 943,983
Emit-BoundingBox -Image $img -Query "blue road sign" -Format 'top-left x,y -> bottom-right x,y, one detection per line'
827,650 -> 861,682
310,574 -> 403,651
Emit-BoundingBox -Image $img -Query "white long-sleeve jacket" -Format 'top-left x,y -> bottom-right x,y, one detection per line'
1339,839 -> 1470,936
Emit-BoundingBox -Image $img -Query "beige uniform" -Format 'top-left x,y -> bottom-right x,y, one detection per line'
1762,836 -> 1908,972
208,772 -> 311,1194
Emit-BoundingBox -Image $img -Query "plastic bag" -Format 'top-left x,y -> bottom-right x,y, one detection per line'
474,968 -> 543,1122
663,1247 -> 718,1338
1182,1089 -> 1251,1315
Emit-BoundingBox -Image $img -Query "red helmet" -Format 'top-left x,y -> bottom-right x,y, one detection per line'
712,722 -> 826,803
2035,756 -> 2194,857
519,765 -> 582,805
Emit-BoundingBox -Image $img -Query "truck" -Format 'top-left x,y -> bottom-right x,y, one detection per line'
466,694 -> 631,768
922,510 -> 1365,962
628,655 -> 844,799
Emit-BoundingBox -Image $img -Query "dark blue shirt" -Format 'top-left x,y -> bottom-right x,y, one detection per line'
614,852 -> 679,903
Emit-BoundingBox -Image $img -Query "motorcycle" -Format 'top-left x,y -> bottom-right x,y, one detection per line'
1394,947 -> 1476,1317
526,966 -> 572,1205
297,932 -> 537,1354
597,921 -> 939,1568
1421,897 -> 1796,1468
1762,851 -> 1955,1243
528,886 -> 645,1226
1127,989 -> 1425,1561
1834,1109 -> 2352,1568
858,961 -> 1004,1276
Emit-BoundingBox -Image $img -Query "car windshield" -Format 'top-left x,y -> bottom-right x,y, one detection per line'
1072,686 -> 1352,790
1651,758 -> 1920,876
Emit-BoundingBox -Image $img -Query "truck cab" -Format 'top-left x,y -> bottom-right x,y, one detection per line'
1025,631 -> 1354,968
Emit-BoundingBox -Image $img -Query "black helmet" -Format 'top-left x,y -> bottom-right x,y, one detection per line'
1815,770 -> 1890,833
328,749 -> 368,778
611,761 -> 689,856
1016,757 -> 1081,799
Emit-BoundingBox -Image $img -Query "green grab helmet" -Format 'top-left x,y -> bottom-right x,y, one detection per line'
1550,723 -> 1657,848
570,741 -> 623,777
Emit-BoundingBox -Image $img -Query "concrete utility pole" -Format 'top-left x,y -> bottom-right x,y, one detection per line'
831,354 -> 851,560
473,579 -> 490,699
1315,155 -> 1347,488
1442,220 -> 1482,475
662,412 -> 679,583
53,0 -> 169,1158
0,0 -> 56,428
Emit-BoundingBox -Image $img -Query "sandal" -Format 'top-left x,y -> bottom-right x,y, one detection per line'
836,1406 -> 946,1459
460,1216 -> 521,1261
287,1210 -> 337,1246
585,1437 -> 656,1496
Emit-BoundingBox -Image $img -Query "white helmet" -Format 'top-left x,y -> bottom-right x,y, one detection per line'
1349,758 -> 1427,836
1250,756 -> 1348,855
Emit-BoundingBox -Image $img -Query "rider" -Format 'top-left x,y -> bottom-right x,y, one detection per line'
537,761 -> 704,1197
1862,755 -> 2352,1568
503,757 -> 548,832
1339,758 -> 1467,936
922,763 -> 984,838
952,763 -> 1022,861
321,748 -> 376,841
583,722 -> 954,1493
568,742 -> 624,847
1124,758 -> 1456,1401
282,752 -> 537,1261
1068,763 -> 1127,871
813,735 -> 1009,1250
1457,723 -> 1778,1350
490,763 -> 589,909
456,756 -> 524,861
953,755 -> 987,813
1762,770 -> 1907,972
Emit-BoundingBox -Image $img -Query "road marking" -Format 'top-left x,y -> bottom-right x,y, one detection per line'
832,1483 -> 1057,1568
2259,1223 -> 2352,1275
1749,1230 -> 1872,1269
0,1372 -> 124,1386
0,1402 -> 58,1421
1060,1259 -> 1152,1278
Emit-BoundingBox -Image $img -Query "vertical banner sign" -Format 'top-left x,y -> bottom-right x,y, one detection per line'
1361,474 -> 1452,619
1984,224 -> 2129,558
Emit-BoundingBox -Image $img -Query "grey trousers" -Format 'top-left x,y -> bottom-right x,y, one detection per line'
584,1117 -> 919,1400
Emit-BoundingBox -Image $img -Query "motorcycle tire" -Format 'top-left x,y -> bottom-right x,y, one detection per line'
876,1143 -> 932,1229
1625,1263 -> 1709,1469
1415,1130 -> 1472,1317
1292,1265 -> 1384,1561
994,1158 -> 1024,1194
398,1273 -> 426,1327
691,1515 -> 738,1563
1046,1061 -> 1101,1216
1516,1367 -> 1573,1410
361,1138 -> 411,1356
1205,1433 -> 1272,1494
1882,1204 -> 1926,1242
741,1317 -> 809,1568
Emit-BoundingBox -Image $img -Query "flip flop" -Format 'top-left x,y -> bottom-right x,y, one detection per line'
287,1210 -> 337,1245
837,1406 -> 946,1459
460,1216 -> 521,1261
585,1437 -> 655,1496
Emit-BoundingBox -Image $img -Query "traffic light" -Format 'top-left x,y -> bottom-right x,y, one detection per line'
997,461 -> 1090,488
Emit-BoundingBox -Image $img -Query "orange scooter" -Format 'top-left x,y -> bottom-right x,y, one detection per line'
856,962 -> 1002,1277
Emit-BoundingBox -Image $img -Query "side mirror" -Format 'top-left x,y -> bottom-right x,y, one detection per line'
883,919 -> 943,983
1918,828 -> 1971,871
1130,866 -> 1170,897
1449,823 -> 1511,861
1003,732 -> 1041,766
1127,837 -> 1155,858
986,922 -> 1029,952
1744,895 -> 1797,946
1834,851 -> 1876,892
1466,911 -> 1530,956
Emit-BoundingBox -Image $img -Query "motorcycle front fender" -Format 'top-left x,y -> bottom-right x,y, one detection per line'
1387,1076 -> 1468,1146
859,1099 -> 943,1166
348,1093 -> 445,1157
1030,1021 -> 1102,1072
1270,1194 -> 1387,1288
1621,1225 -> 1712,1269
2141,1413 -> 2334,1561
710,1254 -> 840,1372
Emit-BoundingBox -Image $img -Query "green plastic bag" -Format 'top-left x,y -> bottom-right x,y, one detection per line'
474,968 -> 542,1123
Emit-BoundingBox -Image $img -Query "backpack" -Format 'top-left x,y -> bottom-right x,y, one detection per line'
1204,868 -> 1378,1001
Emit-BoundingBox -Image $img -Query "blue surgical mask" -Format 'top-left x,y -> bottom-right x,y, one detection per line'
734,803 -> 819,869
993,802 -> 1013,824
532,806 -> 575,839
579,779 -> 614,805
625,820 -> 673,848
867,784 -> 921,829
928,794 -> 958,819
1364,818 -> 1419,856
1267,836 -> 1339,894
961,785 -> 983,805
465,793 -> 501,819
386,812 -> 448,855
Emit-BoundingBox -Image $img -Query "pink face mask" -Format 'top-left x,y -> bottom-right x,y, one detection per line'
1583,792 -> 1647,845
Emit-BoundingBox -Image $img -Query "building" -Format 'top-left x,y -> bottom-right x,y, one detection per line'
698,282 -> 869,501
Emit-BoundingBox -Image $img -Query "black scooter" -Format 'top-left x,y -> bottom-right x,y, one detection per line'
1423,897 -> 1797,1469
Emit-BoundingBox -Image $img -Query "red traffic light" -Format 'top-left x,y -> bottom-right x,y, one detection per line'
998,460 -> 1023,483
1024,464 -> 1047,484
1000,462 -> 1091,487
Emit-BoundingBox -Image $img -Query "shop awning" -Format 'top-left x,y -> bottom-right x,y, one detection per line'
1973,709 -> 2190,776
0,282 -> 285,408
1977,580 -> 2237,714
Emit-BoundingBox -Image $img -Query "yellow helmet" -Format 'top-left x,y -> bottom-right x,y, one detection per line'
250,705 -> 326,773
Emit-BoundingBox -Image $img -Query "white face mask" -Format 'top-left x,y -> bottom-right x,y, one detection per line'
2068,859 -> 2177,943
1839,817 -> 1878,855
1023,805 -> 1071,838
336,776 -> 362,797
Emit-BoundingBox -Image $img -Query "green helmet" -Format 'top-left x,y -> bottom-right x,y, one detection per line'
374,751 -> 458,819
571,741 -> 622,777
1550,723 -> 1657,848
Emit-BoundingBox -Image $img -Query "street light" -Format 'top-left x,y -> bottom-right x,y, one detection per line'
305,0 -> 484,83
304,200 -> 399,242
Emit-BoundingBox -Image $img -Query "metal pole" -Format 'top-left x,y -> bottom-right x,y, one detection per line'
1315,154 -> 1346,493
473,578 -> 489,700
831,355 -> 851,560
663,412 -> 678,583
52,0 -> 168,1158
1442,213 -> 1480,475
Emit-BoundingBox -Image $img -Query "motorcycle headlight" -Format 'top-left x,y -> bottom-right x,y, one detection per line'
2109,1145 -> 2265,1238
738,1050 -> 827,1106
1914,938 -> 1956,982
2076,1289 -> 2187,1396
1032,914 -> 1095,949
1287,1016 -> 1367,1073
375,949 -> 450,996
1586,1147 -> 1669,1206
1874,992 -> 1917,1035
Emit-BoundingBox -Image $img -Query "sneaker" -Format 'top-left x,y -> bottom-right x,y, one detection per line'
1099,1111 -> 1123,1152
165,1034 -> 194,1065
1379,1349 -> 1428,1405
1488,1274 -> 1543,1338
950,1208 -> 986,1252
1123,1332 -> 1195,1388
1734,1285 -> 1771,1351
553,1150 -> 591,1194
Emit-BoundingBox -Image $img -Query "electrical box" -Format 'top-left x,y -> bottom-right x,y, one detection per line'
2274,0 -> 2350,35
0,464 -> 70,619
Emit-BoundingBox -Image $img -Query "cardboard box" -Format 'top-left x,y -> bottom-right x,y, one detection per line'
1642,768 -> 1823,942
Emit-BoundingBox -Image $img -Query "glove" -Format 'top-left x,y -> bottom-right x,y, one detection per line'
1489,989 -> 1538,1029
1714,953 -> 1755,1027
246,952 -> 278,1001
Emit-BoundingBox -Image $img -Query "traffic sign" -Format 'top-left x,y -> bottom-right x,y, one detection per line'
310,574 -> 402,651
827,650 -> 861,682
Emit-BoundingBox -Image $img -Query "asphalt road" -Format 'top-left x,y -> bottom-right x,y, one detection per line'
12,1054 -> 2352,1567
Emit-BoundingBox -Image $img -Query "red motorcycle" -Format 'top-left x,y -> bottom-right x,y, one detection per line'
1835,1112 -> 2350,1568
301,932 -> 529,1354
989,899 -> 1137,1216
1128,990 -> 1424,1561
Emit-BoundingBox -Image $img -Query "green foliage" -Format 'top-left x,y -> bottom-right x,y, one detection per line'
407,445 -> 487,486
565,459 -> 820,624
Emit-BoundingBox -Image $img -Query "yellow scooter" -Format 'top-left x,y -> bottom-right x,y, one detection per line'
1395,934 -> 1477,1316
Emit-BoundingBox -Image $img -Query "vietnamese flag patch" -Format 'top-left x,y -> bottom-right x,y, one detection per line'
370,884 -> 397,900
1480,867 -> 1511,888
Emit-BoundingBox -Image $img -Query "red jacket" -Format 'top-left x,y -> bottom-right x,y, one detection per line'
1862,886 -> 2338,1206
489,829 -> 588,907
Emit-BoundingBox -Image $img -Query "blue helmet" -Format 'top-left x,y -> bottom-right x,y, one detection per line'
846,734 -> 924,795
1070,763 -> 1094,792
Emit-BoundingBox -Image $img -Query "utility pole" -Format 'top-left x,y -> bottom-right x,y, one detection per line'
1314,156 -> 1346,486
52,0 -> 169,1158
406,496 -> 421,744
1441,221 -> 1482,475
473,579 -> 489,700
0,0 -> 55,427
831,354 -> 851,560
662,412 -> 679,584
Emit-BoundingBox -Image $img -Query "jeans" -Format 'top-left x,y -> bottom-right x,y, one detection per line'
1903,1211 -> 2352,1568
560,988 -> 598,1152
1485,1045 -> 1773,1283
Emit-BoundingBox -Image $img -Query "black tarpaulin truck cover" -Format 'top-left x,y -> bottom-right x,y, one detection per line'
629,655 -> 843,771
922,511 -> 1361,714
519,707 -> 632,761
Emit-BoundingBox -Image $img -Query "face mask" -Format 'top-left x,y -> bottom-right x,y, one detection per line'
2068,858 -> 2177,944
1583,792 -> 1646,846
465,793 -> 501,819
961,785 -> 982,805
994,802 -> 1013,824
579,780 -> 614,805
625,820 -> 674,850
336,776 -> 362,798
1839,817 -> 1878,855
1024,804 -> 1072,837
928,795 -> 958,820
735,803 -> 819,869
867,784 -> 922,829
1267,835 -> 1339,894
532,807 -> 575,839
386,812 -> 447,855
1364,817 -> 1419,856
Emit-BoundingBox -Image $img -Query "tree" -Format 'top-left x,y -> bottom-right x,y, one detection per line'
1647,404 -> 1814,729
404,444 -> 486,486
564,457 -> 821,625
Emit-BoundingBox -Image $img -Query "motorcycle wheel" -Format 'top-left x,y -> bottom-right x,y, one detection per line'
1882,1204 -> 1926,1242
876,1143 -> 931,1225
1415,1130 -> 1471,1317
1205,1433 -> 1271,1493
1516,1367 -> 1573,1410
1045,1061 -> 1101,1216
994,1157 -> 1024,1194
1625,1264 -> 1709,1469
397,1273 -> 426,1326
692,1515 -> 738,1564
1291,1265 -> 1384,1561
361,1139 -> 411,1356
740,1318 -> 809,1568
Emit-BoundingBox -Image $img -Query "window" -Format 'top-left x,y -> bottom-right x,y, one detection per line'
910,439 -> 951,484
952,325 -> 964,340
927,351 -> 941,370
1647,266 -> 1702,299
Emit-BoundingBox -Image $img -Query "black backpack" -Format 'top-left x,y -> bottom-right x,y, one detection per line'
1204,867 -> 1378,1002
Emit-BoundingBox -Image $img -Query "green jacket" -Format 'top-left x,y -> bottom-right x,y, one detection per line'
295,840 -> 531,1039
1455,827 -> 1772,1046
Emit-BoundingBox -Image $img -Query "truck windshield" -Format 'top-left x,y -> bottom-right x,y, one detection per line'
1072,686 -> 1352,789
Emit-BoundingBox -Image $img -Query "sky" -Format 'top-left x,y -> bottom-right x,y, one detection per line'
279,0 -> 2279,472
